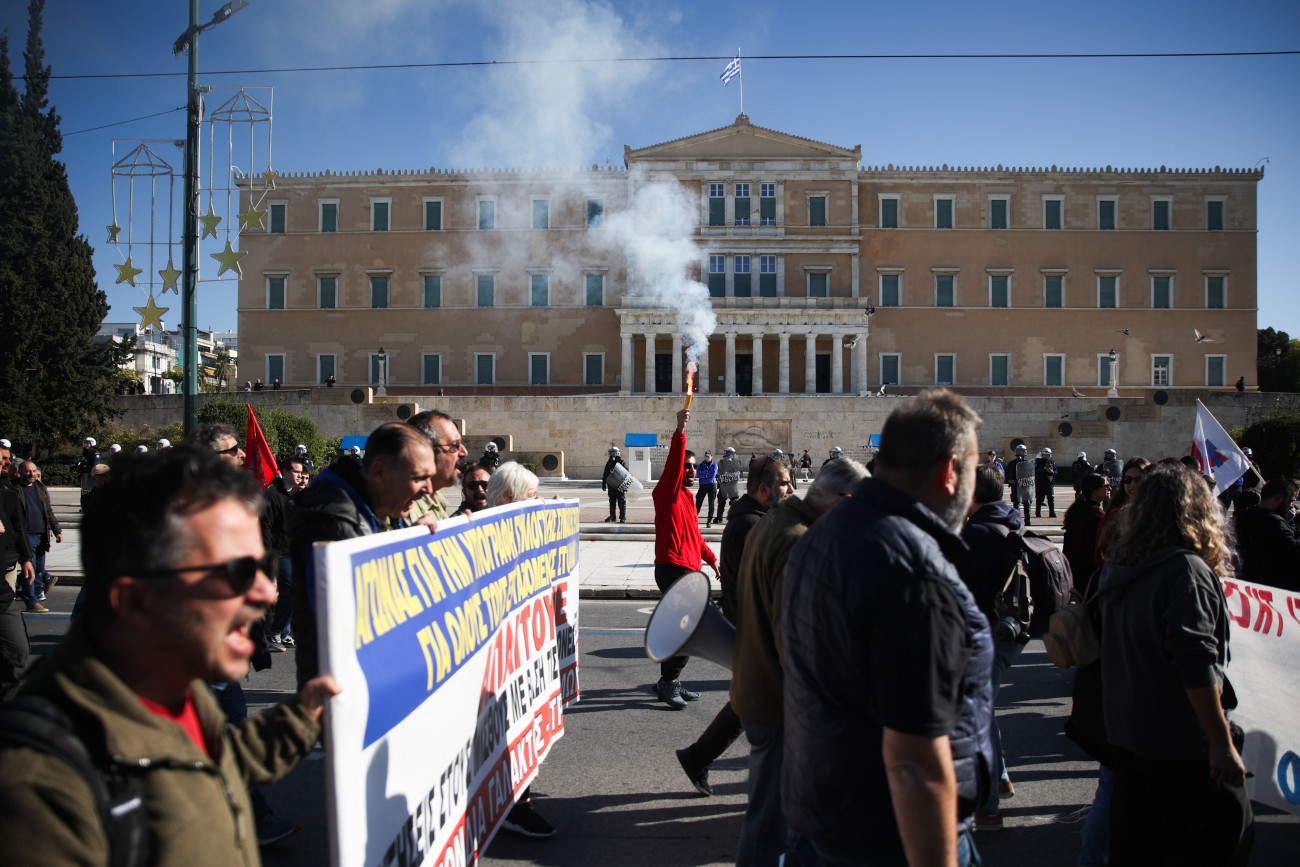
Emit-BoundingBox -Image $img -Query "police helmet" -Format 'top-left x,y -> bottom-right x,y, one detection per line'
295,444 -> 308,455
1104,449 -> 1117,460
1041,447 -> 1052,456
156,438 -> 171,450
135,445 -> 148,453
84,437 -> 97,447
608,447 -> 620,457
1077,451 -> 1087,460
723,447 -> 736,455
485,442 -> 498,454
349,445 -> 362,456
1015,444 -> 1027,455
772,449 -> 783,457
109,444 -> 121,454
830,446 -> 842,455
1243,447 -> 1253,457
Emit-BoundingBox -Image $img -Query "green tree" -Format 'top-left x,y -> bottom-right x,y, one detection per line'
1257,327 -> 1300,392
0,1 -> 123,454
198,398 -> 334,471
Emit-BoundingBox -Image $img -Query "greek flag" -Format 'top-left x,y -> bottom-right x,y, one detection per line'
720,54 -> 741,87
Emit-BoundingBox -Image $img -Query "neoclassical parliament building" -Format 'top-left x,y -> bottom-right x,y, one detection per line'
236,114 -> 1260,397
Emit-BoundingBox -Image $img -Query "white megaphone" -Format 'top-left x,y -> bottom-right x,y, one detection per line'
643,571 -> 735,670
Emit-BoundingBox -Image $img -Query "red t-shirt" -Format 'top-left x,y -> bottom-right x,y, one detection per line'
652,431 -> 717,571
137,690 -> 209,756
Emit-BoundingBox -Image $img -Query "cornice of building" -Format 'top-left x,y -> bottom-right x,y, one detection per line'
858,164 -> 1264,182
233,165 -> 628,186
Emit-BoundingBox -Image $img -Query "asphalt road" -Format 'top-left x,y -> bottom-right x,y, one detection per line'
19,592 -> 1299,866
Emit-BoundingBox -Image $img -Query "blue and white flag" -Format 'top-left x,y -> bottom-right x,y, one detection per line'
721,54 -> 741,87
1192,399 -> 1251,494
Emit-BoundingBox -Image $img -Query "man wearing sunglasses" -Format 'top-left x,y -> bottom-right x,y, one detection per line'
0,447 -> 340,864
406,410 -> 470,527
452,465 -> 492,518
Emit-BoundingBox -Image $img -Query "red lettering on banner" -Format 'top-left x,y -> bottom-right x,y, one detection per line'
1289,596 -> 1300,629
560,661 -> 580,703
552,581 -> 569,625
1245,585 -> 1283,637
1223,581 -> 1252,629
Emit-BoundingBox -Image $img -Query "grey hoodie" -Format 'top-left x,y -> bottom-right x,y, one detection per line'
1099,547 -> 1230,760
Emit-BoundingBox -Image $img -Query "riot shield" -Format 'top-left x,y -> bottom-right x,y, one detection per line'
1102,459 -> 1123,492
1015,458 -> 1036,503
605,461 -> 645,505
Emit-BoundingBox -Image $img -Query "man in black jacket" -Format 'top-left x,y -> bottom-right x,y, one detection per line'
1034,447 -> 1058,518
15,460 -> 61,613
264,457 -> 311,650
0,480 -> 35,692
675,456 -> 793,797
1235,478 -> 1300,592
600,447 -> 628,523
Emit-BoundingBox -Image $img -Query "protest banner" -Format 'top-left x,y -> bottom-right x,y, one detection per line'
1220,577 -> 1300,815
317,498 -> 582,866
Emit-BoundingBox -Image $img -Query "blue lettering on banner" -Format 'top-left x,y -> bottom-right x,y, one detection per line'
349,501 -> 580,747
1279,751 -> 1300,805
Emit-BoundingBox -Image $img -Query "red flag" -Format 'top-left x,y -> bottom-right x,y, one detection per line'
245,403 -> 279,488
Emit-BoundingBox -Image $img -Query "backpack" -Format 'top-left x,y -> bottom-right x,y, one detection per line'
1043,578 -> 1101,668
993,525 -> 1074,638
0,695 -> 150,867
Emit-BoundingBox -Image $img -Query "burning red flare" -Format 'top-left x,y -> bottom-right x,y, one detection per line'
684,361 -> 697,410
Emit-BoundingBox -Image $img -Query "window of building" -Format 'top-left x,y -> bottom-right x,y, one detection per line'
1097,354 -> 1115,387
880,353 -> 900,386
478,199 -> 495,230
424,199 -> 443,231
586,198 -> 603,228
475,353 -> 495,385
1206,355 -> 1226,387
530,273 -> 549,307
267,353 -> 285,385
1207,199 -> 1224,232
733,255 -> 752,296
318,275 -> 337,309
708,255 -> 726,297
880,196 -> 899,229
266,275 -> 285,310
989,196 -> 1008,230
1043,196 -> 1063,230
935,354 -> 955,386
1151,355 -> 1172,387
532,199 -> 549,230
1152,198 -> 1170,230
759,255 -> 777,296
880,272 -> 900,307
990,274 -> 1009,308
370,274 -> 389,309
422,354 -> 441,385
584,353 -> 604,385
808,271 -> 829,298
935,273 -> 955,307
317,354 -> 335,386
476,273 -> 495,307
1206,275 -> 1226,309
371,200 -> 390,232
1044,274 -> 1064,308
1152,274 -> 1172,309
934,196 -> 954,229
759,183 -> 776,226
734,183 -> 750,226
1044,354 -> 1064,386
585,273 -> 604,306
319,200 -> 338,233
809,195 -> 827,227
990,354 -> 1010,386
1098,274 -> 1118,308
709,183 -> 726,226
1098,198 -> 1116,230
423,274 -> 441,308
529,353 -> 549,385
269,203 -> 286,234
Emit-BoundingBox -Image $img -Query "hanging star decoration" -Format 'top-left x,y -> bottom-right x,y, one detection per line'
238,203 -> 267,231
211,240 -> 246,277
261,169 -> 278,189
158,260 -> 182,293
113,256 -> 144,286
199,204 -> 222,239
106,222 -> 121,243
134,293 -> 168,330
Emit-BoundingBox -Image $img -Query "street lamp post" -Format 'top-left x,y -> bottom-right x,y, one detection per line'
1107,348 -> 1119,398
377,346 -> 388,397
173,0 -> 249,436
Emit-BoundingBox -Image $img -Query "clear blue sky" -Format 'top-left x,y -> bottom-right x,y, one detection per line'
4,0 -> 1298,338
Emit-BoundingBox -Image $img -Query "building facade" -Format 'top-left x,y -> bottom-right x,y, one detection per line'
237,115 -> 1260,395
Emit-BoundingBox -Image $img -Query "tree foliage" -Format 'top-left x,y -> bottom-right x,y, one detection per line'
197,398 -> 335,471
1256,328 -> 1300,392
0,1 -> 123,454
1239,399 -> 1300,480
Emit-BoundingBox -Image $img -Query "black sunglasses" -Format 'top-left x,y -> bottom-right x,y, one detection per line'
133,553 -> 277,596
464,480 -> 490,490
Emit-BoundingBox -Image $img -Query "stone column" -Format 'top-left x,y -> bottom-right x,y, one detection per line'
725,332 -> 736,394
832,332 -> 845,393
804,331 -> 817,393
620,332 -> 633,395
643,332 -> 656,393
854,334 -> 868,395
778,332 -> 791,394
697,337 -> 710,394
752,331 -> 764,395
671,334 -> 683,394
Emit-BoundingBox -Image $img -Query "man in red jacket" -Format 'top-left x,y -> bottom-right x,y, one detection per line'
652,408 -> 720,709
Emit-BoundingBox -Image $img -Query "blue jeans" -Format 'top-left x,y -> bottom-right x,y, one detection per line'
21,534 -> 48,606
978,638 -> 1026,815
737,720 -> 790,866
1078,765 -> 1113,866
271,555 -> 293,635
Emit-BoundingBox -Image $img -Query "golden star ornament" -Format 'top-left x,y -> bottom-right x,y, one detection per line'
199,205 -> 222,239
113,256 -> 143,286
210,241 -> 247,277
106,222 -> 121,243
134,293 -> 168,330
158,260 -> 182,293
261,169 -> 278,189
239,203 -> 267,231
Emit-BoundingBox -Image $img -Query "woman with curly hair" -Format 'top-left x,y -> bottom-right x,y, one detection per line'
1098,462 -> 1252,865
